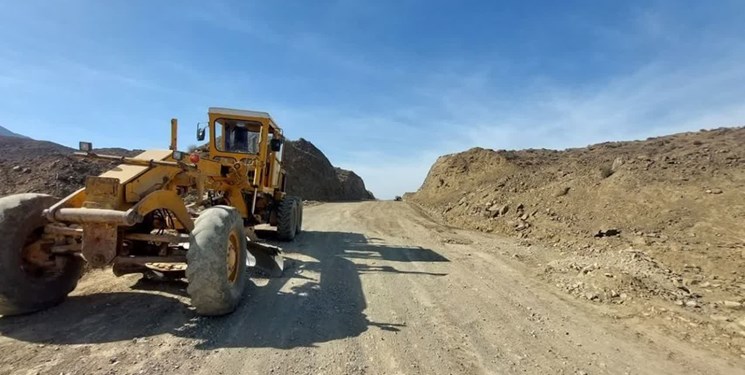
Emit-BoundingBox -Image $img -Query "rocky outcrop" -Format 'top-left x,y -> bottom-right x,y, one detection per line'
283,138 -> 374,201
335,168 -> 375,201
0,136 -> 119,198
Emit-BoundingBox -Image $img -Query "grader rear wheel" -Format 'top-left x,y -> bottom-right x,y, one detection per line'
293,197 -> 303,235
186,206 -> 248,316
276,196 -> 298,241
0,194 -> 84,316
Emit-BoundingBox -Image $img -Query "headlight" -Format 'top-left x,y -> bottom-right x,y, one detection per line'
79,141 -> 93,152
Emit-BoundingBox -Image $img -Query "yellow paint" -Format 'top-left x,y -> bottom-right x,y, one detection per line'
124,166 -> 181,202
51,107 -> 288,245
99,150 -> 173,185
83,177 -> 121,209
170,118 -> 178,151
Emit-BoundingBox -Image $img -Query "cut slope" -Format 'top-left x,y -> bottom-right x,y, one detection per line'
0,136 -> 122,198
284,138 -> 374,201
409,127 -> 745,313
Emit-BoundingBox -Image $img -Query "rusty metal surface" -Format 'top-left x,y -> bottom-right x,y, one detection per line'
124,232 -> 188,244
247,240 -> 283,277
112,262 -> 186,277
114,256 -> 187,265
244,226 -> 259,241
83,176 -> 121,209
45,226 -> 188,244
22,239 -> 55,268
130,190 -> 194,231
43,188 -> 85,221
146,262 -> 187,272
50,243 -> 82,253
81,223 -> 118,267
44,225 -> 83,237
53,208 -> 142,226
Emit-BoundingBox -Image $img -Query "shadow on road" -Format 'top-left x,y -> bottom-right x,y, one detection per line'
0,231 -> 447,349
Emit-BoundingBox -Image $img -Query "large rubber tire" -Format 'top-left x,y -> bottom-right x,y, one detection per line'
0,194 -> 84,316
186,206 -> 248,316
276,196 -> 298,241
294,197 -> 303,235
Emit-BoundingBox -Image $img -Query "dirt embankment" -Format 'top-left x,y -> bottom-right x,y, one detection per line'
408,127 -> 745,341
284,138 -> 374,201
0,137 -> 131,198
0,136 -> 374,202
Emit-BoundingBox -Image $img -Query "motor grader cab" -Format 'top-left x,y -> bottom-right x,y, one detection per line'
0,107 -> 303,317
200,108 -> 289,206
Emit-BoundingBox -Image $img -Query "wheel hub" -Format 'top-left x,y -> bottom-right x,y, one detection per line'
20,229 -> 60,278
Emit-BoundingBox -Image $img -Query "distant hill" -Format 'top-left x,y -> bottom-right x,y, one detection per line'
283,138 -> 375,201
0,125 -> 29,139
0,136 -> 115,198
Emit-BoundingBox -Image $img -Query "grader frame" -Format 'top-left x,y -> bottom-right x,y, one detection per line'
0,107 -> 303,316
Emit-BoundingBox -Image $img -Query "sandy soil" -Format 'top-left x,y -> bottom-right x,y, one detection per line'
0,201 -> 742,375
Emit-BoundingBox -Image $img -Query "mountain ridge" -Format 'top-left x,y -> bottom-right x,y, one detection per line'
0,125 -> 29,139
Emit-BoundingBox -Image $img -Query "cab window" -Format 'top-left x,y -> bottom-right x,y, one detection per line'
215,119 -> 261,154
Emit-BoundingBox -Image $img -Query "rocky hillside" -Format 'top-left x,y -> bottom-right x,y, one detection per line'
408,127 -> 745,341
0,125 -> 27,138
0,136 -> 374,202
0,137 -> 119,198
284,138 -> 374,201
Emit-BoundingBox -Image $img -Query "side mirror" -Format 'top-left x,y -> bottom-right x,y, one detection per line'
196,126 -> 206,142
270,138 -> 282,152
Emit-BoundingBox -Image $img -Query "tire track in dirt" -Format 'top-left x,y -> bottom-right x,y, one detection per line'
0,201 -> 742,375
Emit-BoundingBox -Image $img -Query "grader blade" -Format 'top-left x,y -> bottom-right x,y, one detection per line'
247,241 -> 284,277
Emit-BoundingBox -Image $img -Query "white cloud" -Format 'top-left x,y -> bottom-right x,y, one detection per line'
4,1 -> 745,201
458,55 -> 745,151
300,40 -> 745,199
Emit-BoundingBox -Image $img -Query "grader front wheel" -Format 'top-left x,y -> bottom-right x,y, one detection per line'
0,194 -> 84,316
186,206 -> 248,316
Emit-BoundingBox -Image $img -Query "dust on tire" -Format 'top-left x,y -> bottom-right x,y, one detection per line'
0,193 -> 84,315
186,206 -> 248,316
276,196 -> 299,241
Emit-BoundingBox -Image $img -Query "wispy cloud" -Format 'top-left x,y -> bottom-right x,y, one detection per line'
187,1 -> 383,77
2,1 -> 744,200
455,52 -> 745,151
311,40 -> 745,198
262,44 -> 745,199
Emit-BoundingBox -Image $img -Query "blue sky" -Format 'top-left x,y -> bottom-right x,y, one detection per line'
1,1 -> 745,199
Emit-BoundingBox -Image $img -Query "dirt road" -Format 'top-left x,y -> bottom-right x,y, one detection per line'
0,201 -> 742,374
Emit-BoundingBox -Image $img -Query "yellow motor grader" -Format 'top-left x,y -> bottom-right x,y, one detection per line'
0,107 -> 302,316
